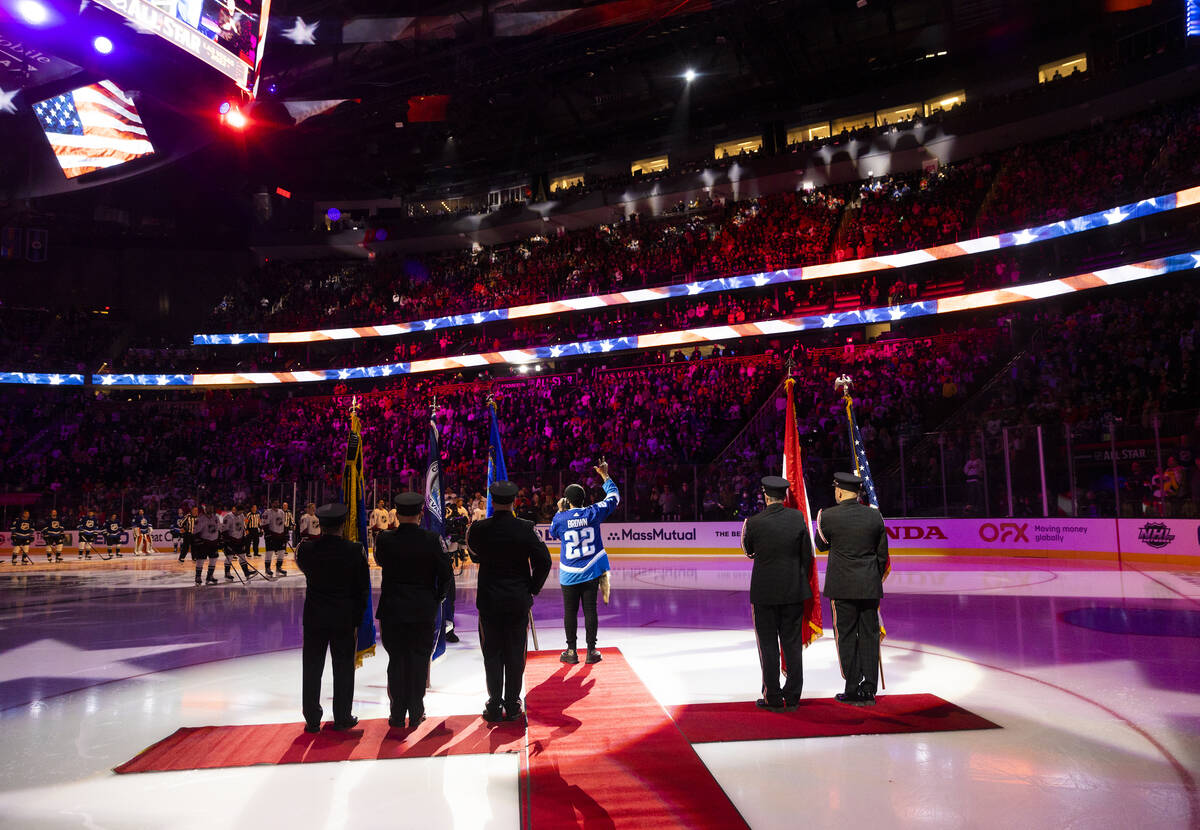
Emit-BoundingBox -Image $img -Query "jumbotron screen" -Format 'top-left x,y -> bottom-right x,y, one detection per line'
90,0 -> 271,90
33,81 -> 155,179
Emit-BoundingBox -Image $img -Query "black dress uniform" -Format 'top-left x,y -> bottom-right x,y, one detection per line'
742,476 -> 814,710
816,473 -> 889,704
296,503 -> 371,731
375,492 -> 453,728
466,481 -> 552,721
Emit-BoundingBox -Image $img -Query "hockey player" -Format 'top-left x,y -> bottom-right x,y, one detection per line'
104,513 -> 124,557
262,501 -> 289,577
132,508 -> 153,556
193,504 -> 221,586
41,509 -> 66,562
77,510 -> 100,559
220,504 -> 253,581
10,510 -> 35,565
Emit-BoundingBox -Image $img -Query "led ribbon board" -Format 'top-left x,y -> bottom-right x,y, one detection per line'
85,251 -> 1198,388
193,185 -> 1200,346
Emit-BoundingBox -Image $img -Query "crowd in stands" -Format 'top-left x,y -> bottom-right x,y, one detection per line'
202,98 -> 1200,341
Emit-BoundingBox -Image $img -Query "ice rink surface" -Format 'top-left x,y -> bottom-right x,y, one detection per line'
0,554 -> 1196,829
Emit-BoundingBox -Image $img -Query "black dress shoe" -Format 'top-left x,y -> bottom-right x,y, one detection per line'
445,630 -> 460,643
755,697 -> 786,712
304,723 -> 321,734
409,713 -> 427,727
560,649 -> 579,664
388,716 -> 405,728
329,716 -> 359,731
482,703 -> 505,723
503,704 -> 524,722
835,692 -> 869,706
585,648 -> 602,664
783,697 -> 800,711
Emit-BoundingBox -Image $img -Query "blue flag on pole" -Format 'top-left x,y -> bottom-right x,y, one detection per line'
342,404 -> 376,668
845,397 -> 880,509
424,414 -> 450,661
486,398 -> 508,517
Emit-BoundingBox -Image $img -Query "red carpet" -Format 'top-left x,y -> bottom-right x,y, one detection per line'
669,693 -> 999,744
113,715 -> 525,774
521,647 -> 748,829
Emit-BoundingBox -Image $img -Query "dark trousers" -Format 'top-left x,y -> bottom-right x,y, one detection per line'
442,570 -> 456,629
248,529 -> 261,555
302,626 -> 356,726
832,598 -> 881,695
478,613 -> 528,709
752,602 -> 805,701
562,577 -> 600,649
380,618 -> 435,721
180,533 -> 193,559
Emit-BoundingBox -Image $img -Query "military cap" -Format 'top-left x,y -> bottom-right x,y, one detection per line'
833,472 -> 863,491
394,492 -> 424,516
315,502 -> 349,527
760,475 -> 791,499
489,481 -> 518,504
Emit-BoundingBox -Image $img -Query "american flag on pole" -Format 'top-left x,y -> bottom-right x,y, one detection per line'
32,82 -> 154,180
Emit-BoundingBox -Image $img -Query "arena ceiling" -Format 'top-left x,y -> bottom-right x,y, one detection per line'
247,0 -> 1111,198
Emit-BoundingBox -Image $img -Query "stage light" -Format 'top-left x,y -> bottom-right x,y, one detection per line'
225,107 -> 247,129
375,228 -> 388,241
93,36 -> 113,54
218,101 -> 231,115
684,68 -> 697,83
326,208 -> 341,222
16,0 -> 49,24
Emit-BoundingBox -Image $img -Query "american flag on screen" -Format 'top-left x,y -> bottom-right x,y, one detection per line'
32,81 -> 154,179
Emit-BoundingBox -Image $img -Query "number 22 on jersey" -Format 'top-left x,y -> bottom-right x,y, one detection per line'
562,527 -> 596,560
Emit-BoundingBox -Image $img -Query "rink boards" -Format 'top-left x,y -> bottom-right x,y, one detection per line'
1,519 -> 1196,565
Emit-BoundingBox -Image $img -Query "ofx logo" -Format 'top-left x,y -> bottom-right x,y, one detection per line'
1136,522 -> 1175,549
979,522 -> 1030,543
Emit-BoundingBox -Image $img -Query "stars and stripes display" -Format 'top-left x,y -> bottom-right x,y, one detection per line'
32,82 -> 154,180
846,397 -> 880,510
71,250 -> 1199,388
192,185 -> 1200,346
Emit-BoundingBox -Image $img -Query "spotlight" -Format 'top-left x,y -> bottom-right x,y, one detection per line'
224,107 -> 247,129
267,83 -> 278,95
93,36 -> 113,54
374,228 -> 388,241
683,68 -> 697,83
218,101 -> 231,115
326,208 -> 341,222
16,0 -> 49,24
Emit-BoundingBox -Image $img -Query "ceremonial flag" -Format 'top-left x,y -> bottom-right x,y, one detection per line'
424,412 -> 450,661
32,82 -> 154,179
782,378 -> 823,647
845,394 -> 890,641
342,404 -> 376,668
485,398 -> 508,517
846,398 -> 880,510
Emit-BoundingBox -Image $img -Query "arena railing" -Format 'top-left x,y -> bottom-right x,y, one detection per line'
76,249 -> 1200,388
190,184 -> 1200,347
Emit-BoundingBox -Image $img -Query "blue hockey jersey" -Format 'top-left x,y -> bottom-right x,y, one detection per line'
550,479 -> 619,586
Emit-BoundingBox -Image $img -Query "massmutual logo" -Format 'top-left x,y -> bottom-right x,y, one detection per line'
619,527 -> 697,542
1136,522 -> 1175,549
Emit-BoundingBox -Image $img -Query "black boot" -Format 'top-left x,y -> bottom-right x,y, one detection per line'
225,565 -> 234,581
206,566 -> 218,585
195,571 -> 203,586
242,563 -> 252,579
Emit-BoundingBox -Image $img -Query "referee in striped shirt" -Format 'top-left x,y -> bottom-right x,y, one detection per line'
178,507 -> 198,563
247,504 -> 262,557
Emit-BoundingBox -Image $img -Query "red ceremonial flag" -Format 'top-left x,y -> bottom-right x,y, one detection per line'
782,378 -> 823,647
